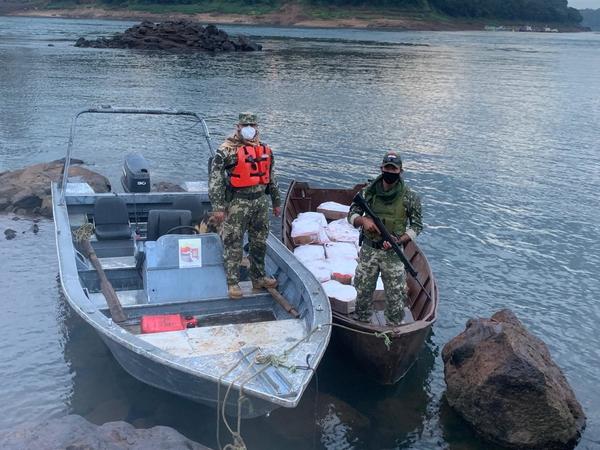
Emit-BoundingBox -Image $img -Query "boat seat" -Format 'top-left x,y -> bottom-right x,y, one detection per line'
94,196 -> 132,241
172,196 -> 207,225
147,209 -> 192,241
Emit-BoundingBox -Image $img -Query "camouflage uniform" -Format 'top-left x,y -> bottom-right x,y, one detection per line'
208,114 -> 281,286
348,171 -> 422,325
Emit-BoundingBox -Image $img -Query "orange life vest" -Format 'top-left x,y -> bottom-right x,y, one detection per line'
229,144 -> 272,188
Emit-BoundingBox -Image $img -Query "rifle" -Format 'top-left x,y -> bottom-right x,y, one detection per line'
353,193 -> 432,302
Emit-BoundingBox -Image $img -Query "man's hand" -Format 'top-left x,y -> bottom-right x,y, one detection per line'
382,233 -> 411,250
212,211 -> 226,223
273,206 -> 282,217
356,216 -> 380,234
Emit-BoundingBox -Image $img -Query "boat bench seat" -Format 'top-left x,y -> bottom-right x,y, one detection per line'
94,196 -> 132,241
146,209 -> 192,241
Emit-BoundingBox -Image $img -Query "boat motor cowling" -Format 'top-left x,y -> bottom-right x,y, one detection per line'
122,153 -> 150,193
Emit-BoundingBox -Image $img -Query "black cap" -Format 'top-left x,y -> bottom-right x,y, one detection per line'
381,151 -> 402,169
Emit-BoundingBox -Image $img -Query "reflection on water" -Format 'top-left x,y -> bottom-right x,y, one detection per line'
1,16 -> 599,450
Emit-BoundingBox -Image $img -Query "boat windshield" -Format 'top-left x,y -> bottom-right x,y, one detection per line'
59,107 -> 216,201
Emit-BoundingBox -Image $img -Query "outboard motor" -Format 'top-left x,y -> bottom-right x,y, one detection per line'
121,153 -> 150,193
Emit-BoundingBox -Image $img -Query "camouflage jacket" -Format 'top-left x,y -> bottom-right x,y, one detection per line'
347,175 -> 423,241
208,132 -> 281,212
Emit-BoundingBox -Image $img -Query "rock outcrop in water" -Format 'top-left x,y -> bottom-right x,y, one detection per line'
0,414 -> 210,449
0,159 -> 110,217
75,20 -> 262,52
442,309 -> 585,449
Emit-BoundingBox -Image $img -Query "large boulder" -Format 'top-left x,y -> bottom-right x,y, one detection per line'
442,309 -> 585,449
0,159 -> 110,217
75,20 -> 262,52
0,414 -> 210,449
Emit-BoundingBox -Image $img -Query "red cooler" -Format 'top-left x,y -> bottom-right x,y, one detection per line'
140,314 -> 198,334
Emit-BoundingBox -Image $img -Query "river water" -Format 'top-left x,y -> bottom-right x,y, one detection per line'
0,16 -> 599,449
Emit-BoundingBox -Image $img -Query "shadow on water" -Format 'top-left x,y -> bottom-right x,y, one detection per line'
58,282 -> 437,450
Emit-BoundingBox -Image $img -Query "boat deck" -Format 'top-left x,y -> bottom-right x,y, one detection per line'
138,319 -> 305,358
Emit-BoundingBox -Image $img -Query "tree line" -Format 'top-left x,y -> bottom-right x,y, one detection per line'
52,0 -> 584,24
580,8 -> 600,30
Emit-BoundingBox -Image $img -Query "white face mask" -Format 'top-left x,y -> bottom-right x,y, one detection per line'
240,126 -> 257,140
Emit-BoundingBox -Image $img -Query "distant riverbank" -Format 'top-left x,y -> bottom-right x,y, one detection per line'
3,3 -> 585,32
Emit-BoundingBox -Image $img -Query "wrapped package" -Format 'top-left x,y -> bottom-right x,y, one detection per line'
291,212 -> 329,245
326,218 -> 360,243
317,201 -> 350,220
327,258 -> 358,284
321,280 -> 357,314
303,260 -> 331,283
293,244 -> 325,263
324,242 -> 358,260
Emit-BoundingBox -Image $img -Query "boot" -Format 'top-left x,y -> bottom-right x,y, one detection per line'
252,276 -> 278,290
228,284 -> 243,299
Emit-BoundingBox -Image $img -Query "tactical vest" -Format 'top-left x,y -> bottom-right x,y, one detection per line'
229,144 -> 272,188
363,177 -> 407,242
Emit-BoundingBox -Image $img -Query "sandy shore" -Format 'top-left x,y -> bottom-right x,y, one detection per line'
6,5 -> 485,31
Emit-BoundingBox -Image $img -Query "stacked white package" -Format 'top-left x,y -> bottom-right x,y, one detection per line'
317,201 -> 350,220
324,242 -> 358,260
321,280 -> 357,314
303,260 -> 332,283
291,212 -> 329,246
326,218 -> 360,243
293,244 -> 326,263
327,258 -> 358,284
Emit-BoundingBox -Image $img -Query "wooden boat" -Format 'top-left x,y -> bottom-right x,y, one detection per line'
52,107 -> 331,418
282,181 -> 438,384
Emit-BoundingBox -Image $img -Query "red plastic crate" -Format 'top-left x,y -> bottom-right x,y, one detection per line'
140,314 -> 198,334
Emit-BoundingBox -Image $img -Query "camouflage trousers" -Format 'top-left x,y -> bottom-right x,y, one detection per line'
222,195 -> 270,285
354,245 -> 408,324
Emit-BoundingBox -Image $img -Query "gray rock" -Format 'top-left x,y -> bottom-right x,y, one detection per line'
4,229 -> 17,240
0,160 -> 110,218
153,181 -> 185,192
0,414 -> 211,449
442,309 -> 585,449
75,20 -> 261,53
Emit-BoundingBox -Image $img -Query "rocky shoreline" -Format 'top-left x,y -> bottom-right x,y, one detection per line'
0,414 -> 211,449
5,4 -> 588,32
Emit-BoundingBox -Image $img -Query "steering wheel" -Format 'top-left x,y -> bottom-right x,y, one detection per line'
165,225 -> 199,235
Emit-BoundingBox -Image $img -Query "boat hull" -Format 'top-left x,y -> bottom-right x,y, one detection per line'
332,314 -> 431,384
98,333 -> 278,418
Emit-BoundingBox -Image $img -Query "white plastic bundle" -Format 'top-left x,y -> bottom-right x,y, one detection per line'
326,258 -> 358,284
291,212 -> 329,245
326,218 -> 360,243
317,201 -> 350,220
324,242 -> 358,260
303,260 -> 332,283
293,244 -> 326,263
321,280 -> 357,302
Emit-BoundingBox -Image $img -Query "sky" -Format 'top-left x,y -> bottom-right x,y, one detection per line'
569,0 -> 599,9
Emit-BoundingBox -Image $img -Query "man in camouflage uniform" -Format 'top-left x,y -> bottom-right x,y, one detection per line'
348,151 -> 423,325
209,112 -> 281,299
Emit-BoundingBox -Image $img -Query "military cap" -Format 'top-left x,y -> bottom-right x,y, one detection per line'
238,112 -> 258,125
381,151 -> 402,169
